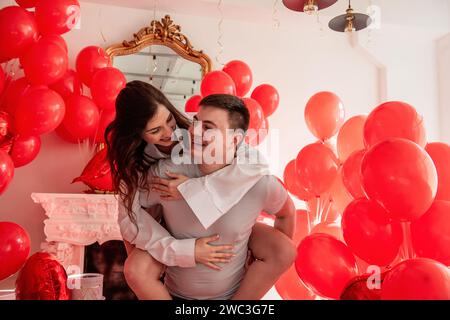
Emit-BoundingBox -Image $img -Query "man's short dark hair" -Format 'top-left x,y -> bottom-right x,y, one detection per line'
199,94 -> 250,131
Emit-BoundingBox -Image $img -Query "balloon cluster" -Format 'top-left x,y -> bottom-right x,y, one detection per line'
186,60 -> 280,147
0,1 -> 123,194
280,93 -> 450,300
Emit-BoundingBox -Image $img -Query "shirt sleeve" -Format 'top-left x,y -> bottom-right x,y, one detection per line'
177,145 -> 271,229
117,189 -> 196,268
262,175 -> 289,215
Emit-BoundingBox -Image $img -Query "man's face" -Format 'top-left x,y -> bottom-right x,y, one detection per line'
188,106 -> 242,165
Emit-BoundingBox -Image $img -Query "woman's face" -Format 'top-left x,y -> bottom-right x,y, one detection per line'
142,104 -> 177,147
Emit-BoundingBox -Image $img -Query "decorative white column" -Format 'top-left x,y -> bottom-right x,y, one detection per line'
31,193 -> 122,272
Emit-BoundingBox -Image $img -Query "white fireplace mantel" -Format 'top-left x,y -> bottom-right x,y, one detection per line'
31,193 -> 122,272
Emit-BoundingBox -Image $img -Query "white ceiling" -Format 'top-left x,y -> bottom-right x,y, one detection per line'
80,0 -> 450,30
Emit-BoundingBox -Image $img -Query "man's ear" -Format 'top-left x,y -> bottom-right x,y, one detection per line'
233,129 -> 246,147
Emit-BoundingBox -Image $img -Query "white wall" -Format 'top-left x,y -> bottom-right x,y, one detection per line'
0,0 -> 449,294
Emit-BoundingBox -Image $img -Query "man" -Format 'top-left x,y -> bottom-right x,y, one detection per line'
120,94 -> 296,299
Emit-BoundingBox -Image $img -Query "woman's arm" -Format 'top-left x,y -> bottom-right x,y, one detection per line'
118,189 -> 235,270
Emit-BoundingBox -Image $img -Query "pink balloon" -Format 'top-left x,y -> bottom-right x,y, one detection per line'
9,135 -> 41,167
76,46 -> 112,87
200,71 -> 236,97
251,84 -> 280,118
364,101 -> 427,148
222,60 -> 252,97
0,6 -> 38,60
90,67 -> 126,110
342,149 -> 366,199
337,115 -> 366,162
304,91 -> 345,141
329,168 -> 354,215
15,87 -> 66,136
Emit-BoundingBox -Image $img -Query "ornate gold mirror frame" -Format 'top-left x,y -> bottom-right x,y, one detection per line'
105,15 -> 212,76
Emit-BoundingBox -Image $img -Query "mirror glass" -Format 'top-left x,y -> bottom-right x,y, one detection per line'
112,45 -> 202,111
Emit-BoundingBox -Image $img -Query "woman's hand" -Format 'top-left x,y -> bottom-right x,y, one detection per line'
150,171 -> 189,200
195,235 -> 235,271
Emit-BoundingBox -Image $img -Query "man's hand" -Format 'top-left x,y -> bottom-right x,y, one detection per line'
195,235 -> 235,271
150,171 -> 189,201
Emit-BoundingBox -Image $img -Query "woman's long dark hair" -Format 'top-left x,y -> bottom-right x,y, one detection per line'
105,80 -> 190,223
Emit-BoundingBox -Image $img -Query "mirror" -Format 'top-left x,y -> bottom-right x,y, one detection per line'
105,15 -> 212,111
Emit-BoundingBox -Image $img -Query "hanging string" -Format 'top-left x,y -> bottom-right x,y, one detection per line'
272,0 -> 281,29
366,0 -> 373,47
315,9 -> 325,37
152,0 -> 159,34
215,0 -> 225,66
97,9 -> 107,43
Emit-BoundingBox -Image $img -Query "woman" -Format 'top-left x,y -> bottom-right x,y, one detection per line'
105,80 -> 296,300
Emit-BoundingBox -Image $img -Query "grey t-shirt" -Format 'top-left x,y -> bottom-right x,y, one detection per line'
140,160 -> 288,300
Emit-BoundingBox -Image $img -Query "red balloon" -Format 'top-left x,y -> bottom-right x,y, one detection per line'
222,60 -> 253,97
283,159 -> 313,201
9,135 -> 41,167
49,69 -> 83,100
245,116 -> 269,147
381,258 -> 450,300
16,252 -> 70,300
251,84 -> 280,118
76,46 -> 112,87
361,138 -> 438,222
340,272 -> 388,300
0,6 -> 38,60
411,200 -> 450,265
90,67 -> 126,110
200,71 -> 236,97
304,91 -> 345,141
293,209 -> 313,245
296,142 -> 339,196
0,111 -> 12,137
62,95 -> 100,140
275,265 -> 315,300
15,87 -> 66,136
185,95 -> 202,113
425,142 -> 450,201
0,222 -> 30,281
35,0 -> 80,35
295,234 -> 358,299
364,101 -> 427,148
1,77 -> 31,117
342,149 -> 366,199
15,0 -> 37,8
72,147 -> 114,191
337,115 -> 366,162
21,38 -> 68,85
94,108 -> 116,143
38,34 -> 68,53
342,198 -> 403,266
0,66 -> 5,96
242,97 -> 265,131
55,124 -> 78,144
0,150 -> 15,194
329,168 -> 353,216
